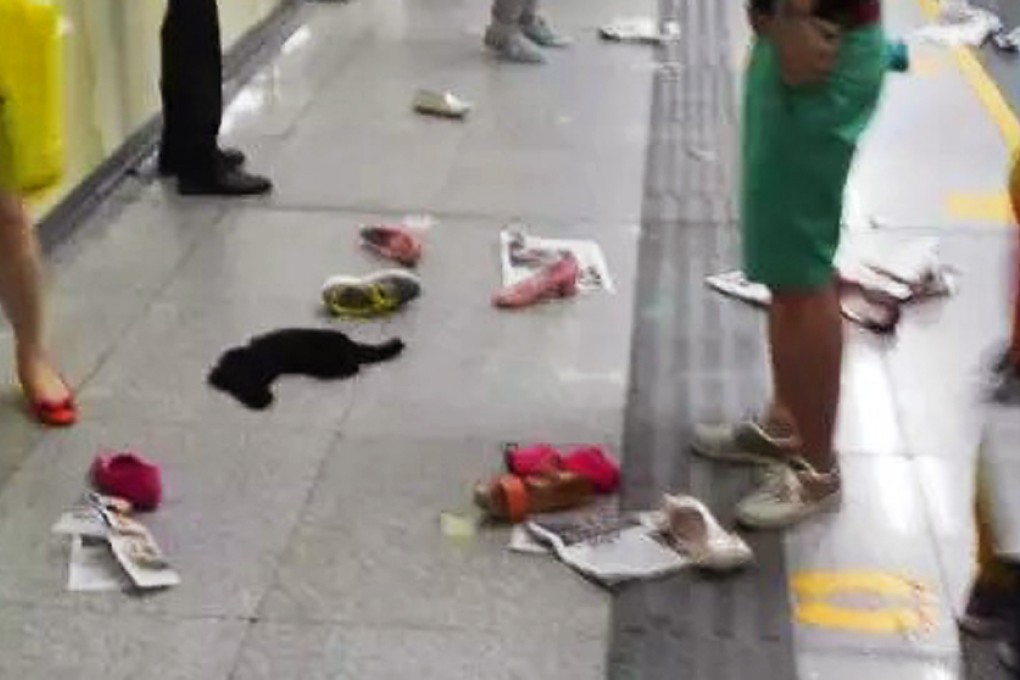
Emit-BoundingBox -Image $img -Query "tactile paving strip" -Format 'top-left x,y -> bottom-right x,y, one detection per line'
608,0 -> 798,676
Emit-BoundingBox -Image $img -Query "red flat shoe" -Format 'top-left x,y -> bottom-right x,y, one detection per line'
91,452 -> 163,511
27,379 -> 78,428
359,225 -> 423,267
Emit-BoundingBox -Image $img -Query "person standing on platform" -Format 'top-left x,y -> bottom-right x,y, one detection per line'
689,0 -> 887,528
157,0 -> 272,196
484,0 -> 570,64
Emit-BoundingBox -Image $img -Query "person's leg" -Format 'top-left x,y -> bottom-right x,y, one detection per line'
486,0 -> 545,63
160,0 -> 221,177
160,0 -> 271,195
0,191 -> 71,410
518,0 -> 570,47
769,283 -> 843,475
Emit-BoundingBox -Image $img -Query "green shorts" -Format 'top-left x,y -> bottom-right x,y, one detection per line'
741,25 -> 886,291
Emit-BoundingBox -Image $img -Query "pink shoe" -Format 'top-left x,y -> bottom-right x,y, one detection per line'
359,225 -> 422,267
493,254 -> 580,309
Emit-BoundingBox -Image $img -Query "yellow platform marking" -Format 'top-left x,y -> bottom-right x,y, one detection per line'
791,571 -> 937,635
915,0 -> 1020,151
947,192 -> 1013,223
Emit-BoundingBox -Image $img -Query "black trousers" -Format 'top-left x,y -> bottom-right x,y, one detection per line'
159,0 -> 223,176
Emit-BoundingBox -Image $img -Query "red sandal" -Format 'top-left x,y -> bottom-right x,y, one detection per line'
474,471 -> 594,523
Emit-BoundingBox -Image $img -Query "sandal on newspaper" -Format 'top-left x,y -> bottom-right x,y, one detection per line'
474,471 -> 593,523
660,494 -> 753,572
838,282 -> 902,335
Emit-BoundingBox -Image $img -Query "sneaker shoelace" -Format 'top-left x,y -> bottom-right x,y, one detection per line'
759,465 -> 803,504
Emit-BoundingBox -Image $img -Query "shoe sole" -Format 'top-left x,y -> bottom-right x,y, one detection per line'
736,489 -> 843,530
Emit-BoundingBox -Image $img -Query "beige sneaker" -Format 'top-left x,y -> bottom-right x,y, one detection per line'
691,420 -> 797,466
735,459 -> 842,529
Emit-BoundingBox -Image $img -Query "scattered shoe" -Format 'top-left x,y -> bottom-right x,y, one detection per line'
493,253 -> 580,308
691,420 -> 797,466
505,444 -> 620,493
735,459 -> 842,530
413,89 -> 473,119
959,579 -> 1014,638
520,15 -> 571,47
505,443 -> 562,476
660,494 -> 753,572
562,447 -> 620,494
839,285 -> 901,335
159,147 -> 246,177
91,452 -> 163,512
485,25 -> 546,64
359,225 -> 423,267
178,166 -> 273,197
474,471 -> 593,523
24,374 -> 77,428
322,270 -> 422,318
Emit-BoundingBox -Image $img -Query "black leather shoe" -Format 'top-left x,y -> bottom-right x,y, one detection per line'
158,147 -> 247,177
177,167 -> 273,197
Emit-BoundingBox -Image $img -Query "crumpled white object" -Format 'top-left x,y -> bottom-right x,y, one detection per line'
912,1 -> 1002,46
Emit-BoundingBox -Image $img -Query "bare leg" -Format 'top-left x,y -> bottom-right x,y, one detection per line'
768,281 -> 842,473
0,191 -> 68,405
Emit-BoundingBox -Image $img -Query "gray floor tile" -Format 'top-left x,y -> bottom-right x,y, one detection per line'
886,233 -> 1012,463
0,404 -> 44,490
158,207 -> 396,304
233,621 -> 605,680
916,454 -> 979,619
49,193 -> 223,297
78,294 -> 376,427
798,650 -> 960,680
259,437 -> 610,637
836,332 -> 907,458
0,419 -> 333,618
343,217 -> 637,440
0,603 -> 246,680
785,456 -> 959,658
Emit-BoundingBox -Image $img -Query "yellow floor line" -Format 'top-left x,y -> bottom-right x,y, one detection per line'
915,0 -> 1020,151
946,191 -> 1013,222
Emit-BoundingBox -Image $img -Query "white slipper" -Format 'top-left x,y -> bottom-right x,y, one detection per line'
660,494 -> 753,572
413,90 -> 472,119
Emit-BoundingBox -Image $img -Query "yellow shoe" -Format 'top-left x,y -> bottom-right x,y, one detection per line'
321,270 -> 421,318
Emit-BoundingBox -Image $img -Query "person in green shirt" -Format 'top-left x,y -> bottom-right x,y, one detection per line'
692,0 -> 886,528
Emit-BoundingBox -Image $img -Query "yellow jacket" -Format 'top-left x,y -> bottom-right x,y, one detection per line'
0,0 -> 63,192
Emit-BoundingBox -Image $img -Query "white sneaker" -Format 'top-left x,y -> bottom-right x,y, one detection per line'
691,420 -> 797,466
735,459 -> 842,530
661,494 -> 753,572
